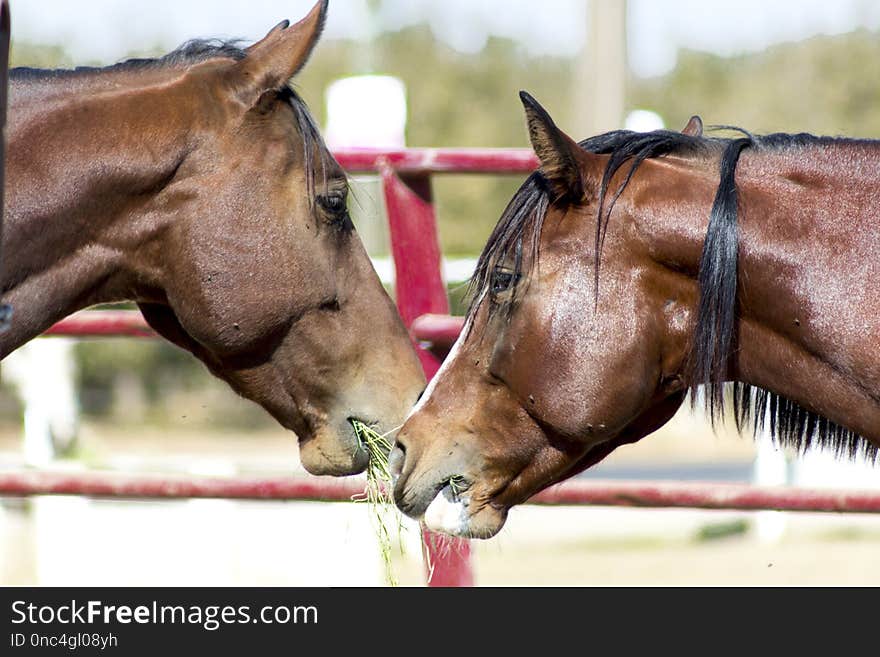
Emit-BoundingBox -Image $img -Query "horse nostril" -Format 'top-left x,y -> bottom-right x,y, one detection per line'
319,296 -> 340,312
388,444 -> 406,477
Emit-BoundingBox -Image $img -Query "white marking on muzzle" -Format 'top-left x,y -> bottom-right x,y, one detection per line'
424,488 -> 469,536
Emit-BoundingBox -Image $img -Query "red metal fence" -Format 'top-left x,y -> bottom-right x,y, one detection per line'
7,147 -> 880,586
5,470 -> 880,514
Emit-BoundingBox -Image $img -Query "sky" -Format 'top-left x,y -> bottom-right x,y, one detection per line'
11,0 -> 880,77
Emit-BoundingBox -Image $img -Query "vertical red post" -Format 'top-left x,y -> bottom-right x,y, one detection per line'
380,163 -> 474,587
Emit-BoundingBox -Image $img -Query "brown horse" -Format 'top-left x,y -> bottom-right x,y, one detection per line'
391,91 -> 880,538
1,1 -> 425,476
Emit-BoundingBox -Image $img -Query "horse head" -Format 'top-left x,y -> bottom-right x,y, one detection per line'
3,1 -> 425,476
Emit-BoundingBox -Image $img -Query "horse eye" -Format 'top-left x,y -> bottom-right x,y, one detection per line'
318,193 -> 347,216
491,269 -> 517,295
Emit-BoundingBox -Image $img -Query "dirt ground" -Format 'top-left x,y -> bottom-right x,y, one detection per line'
1,410 -> 878,587
467,512 -> 880,586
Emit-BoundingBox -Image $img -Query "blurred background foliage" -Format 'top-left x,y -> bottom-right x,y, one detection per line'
16,25 -> 880,257
9,22 -> 880,427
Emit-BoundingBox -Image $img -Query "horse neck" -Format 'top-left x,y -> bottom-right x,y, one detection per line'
1,70 -> 194,356
638,142 -> 880,442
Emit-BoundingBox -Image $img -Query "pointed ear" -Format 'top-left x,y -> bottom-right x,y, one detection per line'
232,0 -> 328,105
681,115 -> 703,137
520,91 -> 592,201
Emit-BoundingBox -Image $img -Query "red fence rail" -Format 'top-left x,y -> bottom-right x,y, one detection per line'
45,310 -> 465,349
3,470 -> 880,514
334,147 -> 539,175
8,147 -> 880,587
45,310 -> 156,338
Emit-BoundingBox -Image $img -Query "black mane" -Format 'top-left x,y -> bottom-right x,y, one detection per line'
469,128 -> 712,315
11,39 -> 338,205
10,38 -> 249,79
470,127 -> 877,463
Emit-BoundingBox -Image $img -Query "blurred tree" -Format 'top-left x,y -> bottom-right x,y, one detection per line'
630,29 -> 880,138
10,40 -> 73,68
296,26 -> 575,255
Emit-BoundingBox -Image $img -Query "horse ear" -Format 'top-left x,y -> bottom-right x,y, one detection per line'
232,0 -> 328,105
681,115 -> 703,137
520,91 -> 591,201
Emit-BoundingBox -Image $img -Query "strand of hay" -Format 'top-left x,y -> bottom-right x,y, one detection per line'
351,420 -> 405,586
352,425 -> 470,585
447,474 -> 467,499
